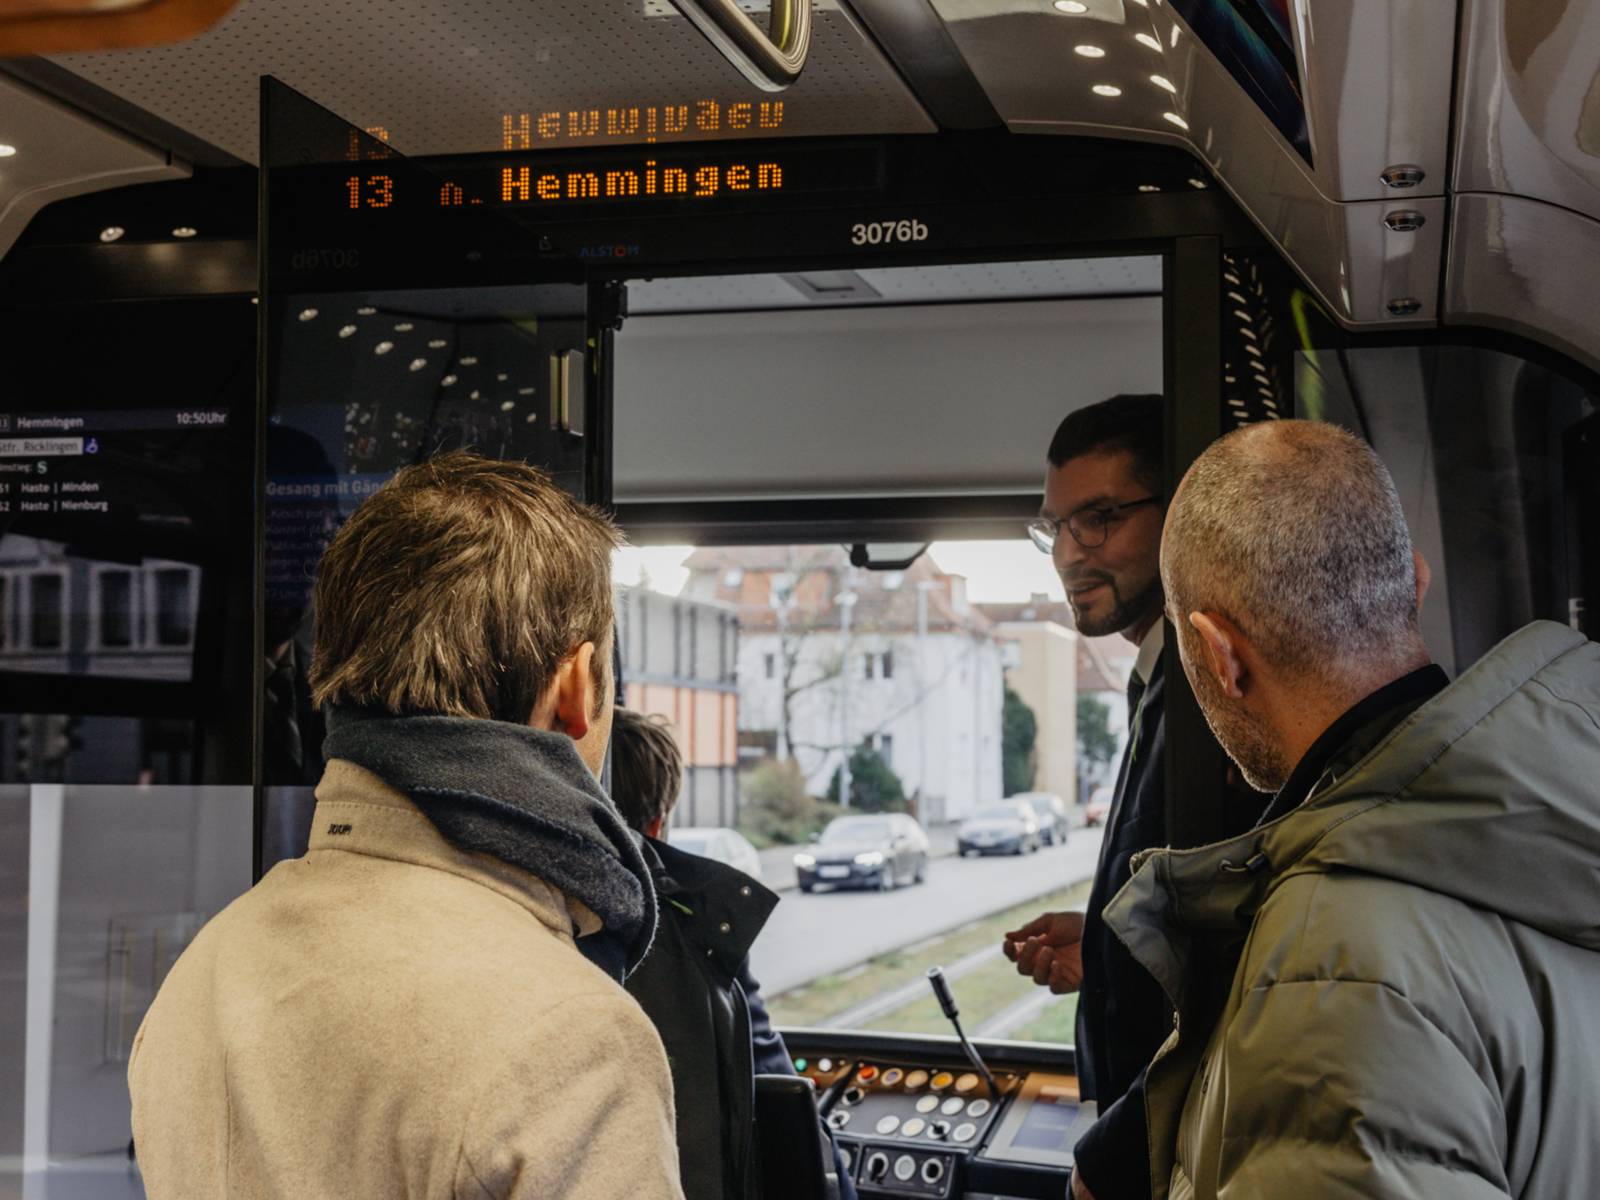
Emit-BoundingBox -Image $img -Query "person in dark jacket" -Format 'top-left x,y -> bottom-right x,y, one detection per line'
611,708 -> 854,1200
1003,396 -> 1260,1200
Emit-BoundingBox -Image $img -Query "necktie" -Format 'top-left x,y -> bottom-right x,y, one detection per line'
1127,671 -> 1146,732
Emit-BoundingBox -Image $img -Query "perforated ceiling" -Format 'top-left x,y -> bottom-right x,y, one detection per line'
51,0 -> 933,162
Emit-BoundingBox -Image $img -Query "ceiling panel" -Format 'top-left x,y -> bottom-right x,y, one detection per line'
51,0 -> 934,163
627,255 -> 1161,312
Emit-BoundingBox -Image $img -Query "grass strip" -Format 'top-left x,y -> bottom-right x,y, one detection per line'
768,881 -> 1091,1032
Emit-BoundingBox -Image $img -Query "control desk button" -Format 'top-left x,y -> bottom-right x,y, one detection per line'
915,1095 -> 940,1114
901,1118 -> 927,1138
818,1058 -> 834,1073
952,1122 -> 978,1143
967,1099 -> 992,1118
941,1097 -> 965,1116
828,1110 -> 851,1130
857,1066 -> 880,1084
955,1072 -> 980,1093
876,1115 -> 902,1135
905,1069 -> 930,1090
928,1120 -> 951,1139
893,1155 -> 917,1182
930,1071 -> 955,1090
881,1068 -> 905,1088
843,1088 -> 865,1107
794,1058 -> 808,1073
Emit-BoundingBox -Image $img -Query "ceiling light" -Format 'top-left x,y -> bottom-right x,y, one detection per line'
525,412 -> 538,423
496,372 -> 509,382
409,358 -> 428,372
460,356 -> 479,366
172,226 -> 197,238
99,226 -> 125,243
500,400 -> 515,412
374,341 -> 394,355
428,339 -> 448,349
1053,0 -> 1089,11
1170,24 -> 1181,45
1074,44 -> 1106,57
0,144 -> 17,157
1162,111 -> 1190,129
1135,32 -> 1162,50
356,305 -> 377,316
394,322 -> 414,332
298,307 -> 319,321
1187,177 -> 1208,188
441,374 -> 458,387
1138,184 -> 1161,192
1150,73 -> 1177,92
1093,84 -> 1123,97
338,324 -> 358,338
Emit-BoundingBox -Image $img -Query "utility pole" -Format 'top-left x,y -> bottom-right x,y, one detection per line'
915,580 -> 935,822
837,579 -> 857,808
770,570 -> 797,762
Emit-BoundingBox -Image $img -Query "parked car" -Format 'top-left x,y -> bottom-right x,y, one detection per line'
669,826 -> 763,882
794,813 -> 929,893
1011,791 -> 1069,845
1085,785 -> 1115,828
957,801 -> 1042,857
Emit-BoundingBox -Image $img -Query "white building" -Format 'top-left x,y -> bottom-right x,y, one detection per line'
682,547 -> 1005,824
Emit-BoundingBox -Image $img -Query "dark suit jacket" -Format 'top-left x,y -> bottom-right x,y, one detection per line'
1072,654 -> 1171,1198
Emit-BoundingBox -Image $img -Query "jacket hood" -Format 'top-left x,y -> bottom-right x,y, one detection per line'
1108,621 -> 1600,1007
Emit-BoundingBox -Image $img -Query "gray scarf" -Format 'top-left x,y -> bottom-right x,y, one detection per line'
322,706 -> 655,981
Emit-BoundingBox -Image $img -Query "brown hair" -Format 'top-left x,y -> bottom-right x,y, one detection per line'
309,450 -> 621,722
609,708 -> 684,834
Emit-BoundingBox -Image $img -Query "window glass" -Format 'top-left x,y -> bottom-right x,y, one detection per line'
615,540 -> 1114,1047
98,571 -> 135,648
29,574 -> 64,650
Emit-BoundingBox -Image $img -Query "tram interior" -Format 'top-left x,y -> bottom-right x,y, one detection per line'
3,0 -> 1600,1197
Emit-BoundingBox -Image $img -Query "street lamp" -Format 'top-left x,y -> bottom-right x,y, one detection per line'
769,571 -> 798,761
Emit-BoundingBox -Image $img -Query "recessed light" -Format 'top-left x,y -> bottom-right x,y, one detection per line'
427,338 -> 448,349
1187,177 -> 1208,188
441,374 -> 458,387
394,322 -> 414,332
172,226 -> 198,238
1138,184 -> 1161,192
1135,32 -> 1162,50
298,307 -> 319,321
1170,24 -> 1181,45
460,355 -> 479,366
1093,84 -> 1123,96
374,341 -> 394,355
1150,73 -> 1177,93
1074,43 -> 1106,57
1163,111 -> 1190,129
1053,0 -> 1089,11
500,400 -> 515,412
338,324 -> 357,338
0,144 -> 18,157
518,387 -> 536,396
99,226 -> 125,243
356,306 -> 377,316
409,358 -> 428,372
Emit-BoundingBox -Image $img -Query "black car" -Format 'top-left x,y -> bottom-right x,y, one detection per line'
794,813 -> 930,893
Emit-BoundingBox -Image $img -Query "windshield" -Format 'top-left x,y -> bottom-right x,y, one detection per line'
822,819 -> 889,844
972,804 -> 1023,822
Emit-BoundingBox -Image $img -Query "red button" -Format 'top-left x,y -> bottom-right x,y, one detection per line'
857,1066 -> 880,1084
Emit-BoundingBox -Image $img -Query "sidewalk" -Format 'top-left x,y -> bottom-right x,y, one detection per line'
756,823 -> 961,893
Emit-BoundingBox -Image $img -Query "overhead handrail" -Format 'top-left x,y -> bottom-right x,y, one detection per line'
670,0 -> 812,93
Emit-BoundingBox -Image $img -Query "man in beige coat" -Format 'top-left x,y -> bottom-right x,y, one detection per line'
130,452 -> 685,1199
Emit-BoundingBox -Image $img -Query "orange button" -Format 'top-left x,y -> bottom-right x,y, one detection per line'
857,1065 -> 880,1084
930,1071 -> 955,1090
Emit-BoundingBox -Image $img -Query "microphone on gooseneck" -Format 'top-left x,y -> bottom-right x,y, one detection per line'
927,966 -> 999,1098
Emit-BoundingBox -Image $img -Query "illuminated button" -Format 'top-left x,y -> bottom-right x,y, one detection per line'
967,1099 -> 992,1118
902,1118 -> 927,1138
881,1068 -> 905,1088
875,1115 -> 902,1136
818,1058 -> 834,1073
953,1122 -> 978,1143
894,1155 -> 917,1182
794,1058 -> 808,1073
828,1110 -> 851,1130
905,1070 -> 930,1090
941,1097 -> 965,1116
857,1066 -> 880,1084
930,1071 -> 955,1090
916,1095 -> 940,1114
955,1073 -> 980,1093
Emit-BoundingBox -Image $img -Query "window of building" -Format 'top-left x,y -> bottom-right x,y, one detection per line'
95,568 -> 137,649
764,652 -> 776,679
151,567 -> 197,648
29,571 -> 66,650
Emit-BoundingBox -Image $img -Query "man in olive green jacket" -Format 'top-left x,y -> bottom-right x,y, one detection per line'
1112,420 -> 1600,1199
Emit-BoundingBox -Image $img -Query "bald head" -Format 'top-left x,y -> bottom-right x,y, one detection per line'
1163,421 -> 1422,683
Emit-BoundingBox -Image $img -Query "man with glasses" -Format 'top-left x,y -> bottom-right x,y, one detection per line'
1002,393 -> 1181,1200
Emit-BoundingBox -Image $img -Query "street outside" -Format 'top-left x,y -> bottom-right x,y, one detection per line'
750,830 -> 1103,1044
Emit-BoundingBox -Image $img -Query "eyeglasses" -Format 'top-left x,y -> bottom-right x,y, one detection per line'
1027,495 -> 1163,553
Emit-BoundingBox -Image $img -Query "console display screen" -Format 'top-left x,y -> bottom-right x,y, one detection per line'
1170,0 -> 1310,164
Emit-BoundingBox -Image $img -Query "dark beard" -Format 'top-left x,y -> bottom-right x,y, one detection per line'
1070,574 -> 1164,639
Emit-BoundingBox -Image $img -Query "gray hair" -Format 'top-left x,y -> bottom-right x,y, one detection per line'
1162,421 -> 1418,678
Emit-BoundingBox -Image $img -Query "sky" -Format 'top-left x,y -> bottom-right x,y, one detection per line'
614,539 -> 1065,604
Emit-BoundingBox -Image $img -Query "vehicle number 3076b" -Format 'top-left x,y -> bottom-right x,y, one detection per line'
851,219 -> 930,246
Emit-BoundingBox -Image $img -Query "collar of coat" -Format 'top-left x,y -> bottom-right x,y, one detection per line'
640,835 -> 780,976
310,759 -> 608,949
1103,619 -> 1600,1015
